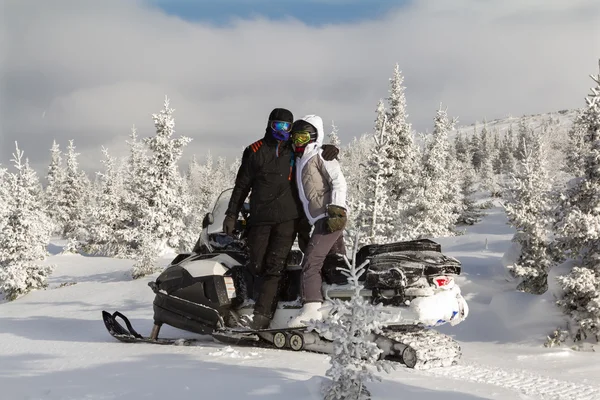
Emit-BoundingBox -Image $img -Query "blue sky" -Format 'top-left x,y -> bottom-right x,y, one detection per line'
147,0 -> 410,25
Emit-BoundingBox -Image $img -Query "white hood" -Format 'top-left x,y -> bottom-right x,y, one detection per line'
298,114 -> 325,149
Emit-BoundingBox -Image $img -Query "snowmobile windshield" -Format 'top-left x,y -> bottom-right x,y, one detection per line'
207,188 -> 234,235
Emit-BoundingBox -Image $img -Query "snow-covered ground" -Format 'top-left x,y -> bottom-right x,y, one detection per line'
1,204 -> 599,400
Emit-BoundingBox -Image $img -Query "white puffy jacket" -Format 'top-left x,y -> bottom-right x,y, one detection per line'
294,115 -> 347,225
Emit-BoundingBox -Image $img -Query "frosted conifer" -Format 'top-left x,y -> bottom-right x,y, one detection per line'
362,101 -> 397,243
45,140 -> 66,234
131,220 -> 160,279
85,147 -> 126,256
384,64 -> 419,198
308,231 -> 394,400
0,143 -> 54,300
564,109 -> 589,176
553,60 -> 600,341
60,140 -> 90,243
504,130 -> 554,294
143,96 -> 192,253
328,120 -> 341,147
409,105 -> 460,238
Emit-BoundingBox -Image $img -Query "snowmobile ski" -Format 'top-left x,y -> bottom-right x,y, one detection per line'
102,310 -> 200,346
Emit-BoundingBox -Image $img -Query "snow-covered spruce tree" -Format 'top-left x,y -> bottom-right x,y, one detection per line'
553,61 -> 600,341
469,124 -> 483,170
142,96 -> 192,254
564,108 -> 590,177
308,231 -> 394,400
499,132 -> 517,177
341,134 -> 374,249
384,64 -> 420,201
45,140 -> 66,235
408,105 -> 460,238
60,140 -> 90,248
328,120 -> 341,147
118,125 -> 150,255
85,147 -> 126,256
0,143 -> 54,301
504,130 -> 554,294
131,219 -> 160,279
361,101 -> 398,244
456,143 -> 482,225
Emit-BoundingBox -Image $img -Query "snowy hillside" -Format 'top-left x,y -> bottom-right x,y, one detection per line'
2,203 -> 599,400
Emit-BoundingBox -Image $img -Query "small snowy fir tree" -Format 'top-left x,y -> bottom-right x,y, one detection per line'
553,60 -> 600,342
361,101 -> 398,244
45,140 -> 66,234
0,143 -> 54,301
328,120 -> 341,147
564,108 -> 590,177
504,130 -> 554,294
85,147 -> 126,256
408,105 -> 460,238
131,220 -> 160,279
142,96 -> 192,253
60,140 -> 90,247
384,63 -> 420,201
119,125 -> 150,255
309,231 -> 395,400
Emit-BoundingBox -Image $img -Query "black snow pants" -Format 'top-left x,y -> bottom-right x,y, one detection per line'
246,219 -> 298,319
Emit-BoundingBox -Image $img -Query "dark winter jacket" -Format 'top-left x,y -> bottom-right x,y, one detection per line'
226,131 -> 303,226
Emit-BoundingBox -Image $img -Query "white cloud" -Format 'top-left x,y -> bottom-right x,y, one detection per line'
1,0 -> 598,174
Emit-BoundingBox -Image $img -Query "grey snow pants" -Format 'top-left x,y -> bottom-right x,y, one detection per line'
301,219 -> 346,303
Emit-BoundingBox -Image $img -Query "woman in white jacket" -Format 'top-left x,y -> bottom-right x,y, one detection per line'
287,115 -> 348,328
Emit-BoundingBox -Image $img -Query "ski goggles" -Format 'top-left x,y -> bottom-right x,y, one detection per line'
270,120 -> 292,132
292,131 -> 313,146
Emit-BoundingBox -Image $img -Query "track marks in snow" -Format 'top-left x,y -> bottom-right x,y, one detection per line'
423,363 -> 599,400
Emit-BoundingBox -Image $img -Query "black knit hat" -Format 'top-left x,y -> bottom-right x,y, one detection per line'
268,108 -> 293,123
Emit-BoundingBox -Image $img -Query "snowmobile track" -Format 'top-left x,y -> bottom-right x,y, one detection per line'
423,362 -> 600,400
381,328 -> 461,369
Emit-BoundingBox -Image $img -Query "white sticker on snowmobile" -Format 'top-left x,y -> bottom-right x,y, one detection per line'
224,276 -> 236,299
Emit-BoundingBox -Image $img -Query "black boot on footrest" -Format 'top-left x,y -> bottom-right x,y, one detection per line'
237,313 -> 271,331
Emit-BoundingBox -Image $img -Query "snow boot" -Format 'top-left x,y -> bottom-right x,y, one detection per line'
288,302 -> 323,328
237,313 -> 271,331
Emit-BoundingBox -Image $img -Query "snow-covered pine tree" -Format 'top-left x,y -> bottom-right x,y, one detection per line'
553,60 -> 600,342
469,125 -> 483,170
504,129 -> 554,294
143,96 -> 192,254
384,64 -> 420,200
45,140 -> 66,234
308,230 -> 394,400
130,219 -> 160,279
0,143 -> 54,301
492,131 -> 503,174
328,120 -> 341,147
456,144 -> 481,225
341,133 -> 374,250
564,108 -> 589,177
85,147 -> 126,256
118,125 -> 150,255
60,140 -> 90,249
361,101 -> 398,244
453,132 -> 468,164
408,105 -> 460,238
515,119 -> 533,162
0,166 -> 8,233
499,132 -> 517,177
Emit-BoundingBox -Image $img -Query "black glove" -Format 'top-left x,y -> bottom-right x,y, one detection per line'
296,217 -> 312,254
223,214 -> 237,236
325,205 -> 347,233
321,144 -> 339,161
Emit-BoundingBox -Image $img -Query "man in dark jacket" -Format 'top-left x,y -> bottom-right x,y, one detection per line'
223,107 -> 338,330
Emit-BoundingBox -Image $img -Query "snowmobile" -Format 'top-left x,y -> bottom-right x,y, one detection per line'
102,189 -> 469,369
